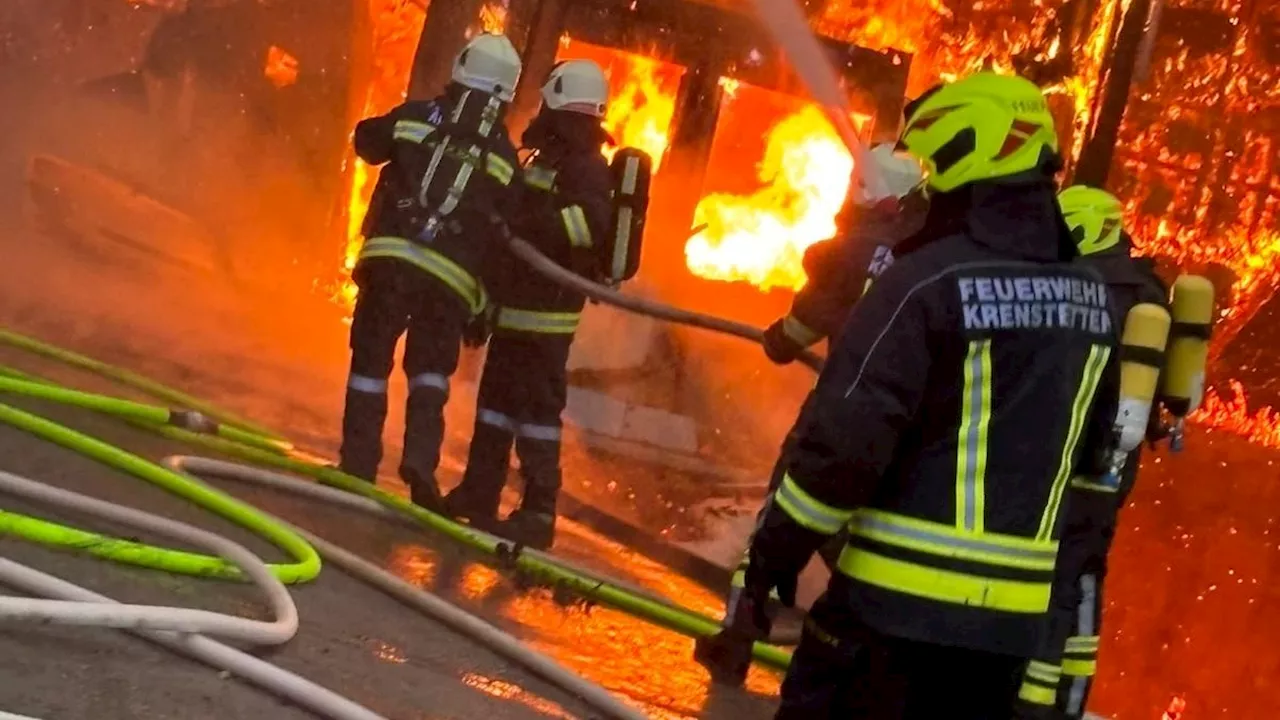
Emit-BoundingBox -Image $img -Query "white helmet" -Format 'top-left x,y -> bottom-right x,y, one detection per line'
541,60 -> 609,117
853,143 -> 925,206
452,33 -> 522,103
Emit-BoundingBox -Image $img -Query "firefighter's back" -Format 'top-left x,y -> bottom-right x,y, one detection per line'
833,232 -> 1117,659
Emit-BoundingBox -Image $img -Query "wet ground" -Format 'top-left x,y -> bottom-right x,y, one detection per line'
3,37 -> 1280,719
0,389 -> 781,719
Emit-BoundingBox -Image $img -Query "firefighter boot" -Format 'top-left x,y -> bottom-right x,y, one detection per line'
444,421 -> 514,532
498,436 -> 560,550
339,383 -> 389,482
694,587 -> 768,687
401,385 -> 448,511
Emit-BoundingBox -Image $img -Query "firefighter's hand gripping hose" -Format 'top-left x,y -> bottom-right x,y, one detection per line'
0,329 -> 786,719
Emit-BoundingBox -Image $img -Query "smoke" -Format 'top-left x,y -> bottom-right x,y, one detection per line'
0,5 -> 349,454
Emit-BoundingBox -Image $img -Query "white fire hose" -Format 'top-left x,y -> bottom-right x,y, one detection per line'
0,457 -> 647,720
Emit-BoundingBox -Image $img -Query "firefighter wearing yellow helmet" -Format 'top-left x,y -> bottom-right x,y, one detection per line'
444,59 -> 627,549
1016,185 -> 1170,719
340,33 -> 523,508
742,72 -> 1122,718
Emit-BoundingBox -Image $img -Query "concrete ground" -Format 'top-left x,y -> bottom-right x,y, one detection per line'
0,391 -> 782,720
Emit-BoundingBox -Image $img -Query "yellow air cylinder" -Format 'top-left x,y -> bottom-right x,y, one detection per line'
1113,302 -> 1172,457
1161,274 -> 1216,418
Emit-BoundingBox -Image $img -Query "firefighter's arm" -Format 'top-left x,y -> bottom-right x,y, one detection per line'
762,239 -> 848,363
353,106 -> 403,165
1073,349 -> 1122,482
746,259 -> 936,604
553,157 -> 613,278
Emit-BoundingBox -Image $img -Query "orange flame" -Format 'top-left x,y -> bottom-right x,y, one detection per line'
477,2 -> 507,35
264,45 -> 300,89
336,0 -> 428,314
687,104 -> 857,291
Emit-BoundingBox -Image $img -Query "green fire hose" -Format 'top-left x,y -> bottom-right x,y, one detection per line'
0,329 -> 792,671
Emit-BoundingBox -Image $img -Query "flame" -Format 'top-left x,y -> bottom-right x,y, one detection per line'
687,104 -> 856,292
557,39 -> 681,171
264,45 -> 299,89
335,0 -> 428,314
477,2 -> 507,35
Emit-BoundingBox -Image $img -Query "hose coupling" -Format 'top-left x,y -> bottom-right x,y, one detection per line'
169,409 -> 220,435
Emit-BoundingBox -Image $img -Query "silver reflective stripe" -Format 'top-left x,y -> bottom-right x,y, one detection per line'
1066,573 -> 1100,714
418,139 -> 451,209
407,372 -> 448,394
478,408 -> 516,431
348,374 -> 388,394
520,423 -> 562,442
852,513 -> 1059,564
477,408 -> 560,441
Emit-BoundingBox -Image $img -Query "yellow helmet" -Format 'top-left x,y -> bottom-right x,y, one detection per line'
1059,185 -> 1125,256
899,72 -> 1059,193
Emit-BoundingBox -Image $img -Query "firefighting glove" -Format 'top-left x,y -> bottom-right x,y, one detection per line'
463,305 -> 497,349
742,504 -> 824,629
762,318 -> 805,365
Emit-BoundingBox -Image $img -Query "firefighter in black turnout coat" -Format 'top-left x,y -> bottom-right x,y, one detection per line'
443,60 -> 614,550
697,144 -> 928,685
340,33 -> 522,508
1016,185 -> 1170,719
745,72 -> 1122,719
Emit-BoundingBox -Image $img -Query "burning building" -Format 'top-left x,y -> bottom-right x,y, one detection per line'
13,0 -> 1277,447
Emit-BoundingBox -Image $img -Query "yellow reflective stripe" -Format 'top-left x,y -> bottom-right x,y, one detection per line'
860,277 -> 874,298
1070,476 -> 1118,493
773,473 -> 854,535
1038,344 -> 1112,540
561,205 -> 593,248
358,237 -> 485,314
1065,635 -> 1100,652
837,545 -> 1051,613
1018,678 -> 1057,706
392,119 -> 435,143
847,509 -> 1058,571
1062,658 -> 1097,677
956,339 -> 992,533
485,154 -> 515,185
1025,661 -> 1062,684
782,314 -> 823,347
496,308 -> 581,334
525,166 -> 557,191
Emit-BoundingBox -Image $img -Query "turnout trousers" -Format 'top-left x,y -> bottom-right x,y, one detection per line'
339,257 -> 468,500
449,330 -> 572,534
780,599 -> 1025,720
695,394 -> 845,685
1018,487 -> 1117,718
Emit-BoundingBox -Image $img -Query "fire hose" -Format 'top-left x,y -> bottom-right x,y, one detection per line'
503,235 -> 826,372
0,329 -> 792,718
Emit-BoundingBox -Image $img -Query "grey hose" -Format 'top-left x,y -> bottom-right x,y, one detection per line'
502,235 -> 826,373
0,561 -> 385,720
167,457 -> 649,720
0,470 -> 298,644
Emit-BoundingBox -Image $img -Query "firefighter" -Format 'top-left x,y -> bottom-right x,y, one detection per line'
1016,186 -> 1169,719
695,144 -> 927,686
339,33 -> 522,509
442,59 -> 613,550
743,72 -> 1123,719
761,143 -> 929,365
